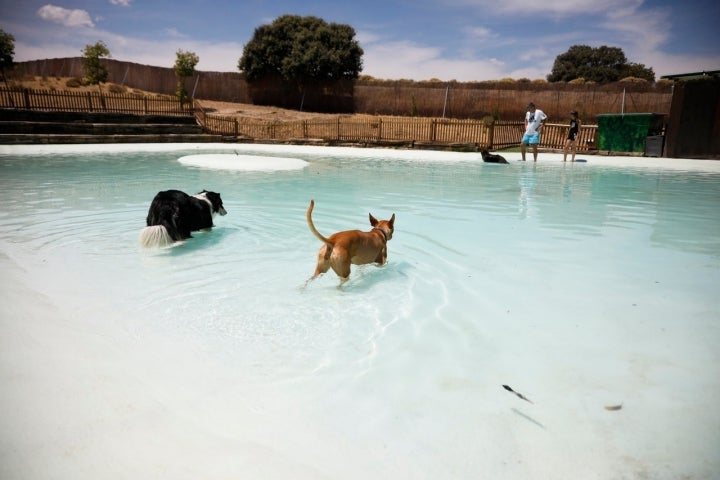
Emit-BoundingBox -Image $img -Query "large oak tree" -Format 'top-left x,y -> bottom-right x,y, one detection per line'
238,14 -> 363,94
548,45 -> 654,83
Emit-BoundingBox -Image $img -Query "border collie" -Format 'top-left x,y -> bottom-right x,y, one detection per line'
481,149 -> 509,164
139,189 -> 227,248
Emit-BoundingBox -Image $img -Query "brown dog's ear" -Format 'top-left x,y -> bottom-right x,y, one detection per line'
369,213 -> 378,226
389,214 -> 395,228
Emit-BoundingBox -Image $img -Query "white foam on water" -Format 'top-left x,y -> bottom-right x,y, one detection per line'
177,153 -> 308,171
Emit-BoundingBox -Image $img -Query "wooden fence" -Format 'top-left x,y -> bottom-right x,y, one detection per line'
195,105 -> 597,151
0,87 -> 193,116
0,87 -> 597,150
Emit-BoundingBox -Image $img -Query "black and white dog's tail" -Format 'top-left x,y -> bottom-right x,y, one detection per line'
139,225 -> 175,248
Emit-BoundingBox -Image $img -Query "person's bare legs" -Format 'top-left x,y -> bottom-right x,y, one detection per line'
563,139 -> 570,162
570,140 -> 577,162
520,142 -> 527,161
532,144 -> 538,162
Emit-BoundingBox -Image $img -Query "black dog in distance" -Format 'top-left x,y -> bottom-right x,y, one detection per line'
481,149 -> 509,164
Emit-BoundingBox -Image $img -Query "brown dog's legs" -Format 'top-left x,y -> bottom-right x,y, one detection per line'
373,247 -> 387,265
330,258 -> 351,281
312,245 -> 333,277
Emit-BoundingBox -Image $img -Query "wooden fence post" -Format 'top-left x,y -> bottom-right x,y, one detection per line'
336,117 -> 340,141
377,117 -> 383,142
430,119 -> 437,142
488,121 -> 494,149
86,92 -> 93,112
23,88 -> 30,109
234,118 -> 238,137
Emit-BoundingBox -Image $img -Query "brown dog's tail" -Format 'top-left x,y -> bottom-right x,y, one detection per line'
307,199 -> 333,246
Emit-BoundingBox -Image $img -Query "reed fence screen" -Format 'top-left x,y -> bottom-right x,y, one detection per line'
1,87 -> 597,150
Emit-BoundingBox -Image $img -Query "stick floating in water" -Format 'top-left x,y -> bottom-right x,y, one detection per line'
604,404 -> 623,411
502,385 -> 533,404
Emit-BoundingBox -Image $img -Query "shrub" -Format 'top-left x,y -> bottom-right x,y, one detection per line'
107,83 -> 126,94
618,76 -> 649,84
65,77 -> 82,88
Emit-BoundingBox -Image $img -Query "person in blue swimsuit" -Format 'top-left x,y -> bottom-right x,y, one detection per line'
520,102 -> 547,162
563,110 -> 581,162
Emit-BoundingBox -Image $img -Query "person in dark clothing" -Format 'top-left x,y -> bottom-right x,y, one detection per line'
563,110 -> 581,162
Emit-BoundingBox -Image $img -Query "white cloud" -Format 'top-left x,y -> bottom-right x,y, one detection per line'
37,4 -> 95,28
361,40 -> 508,81
104,35 -> 245,71
518,47 -> 547,63
600,4 -> 670,52
440,0 -> 642,17
164,28 -> 186,38
464,26 -> 495,39
14,41 -> 83,64
109,0 -> 132,6
356,30 -> 382,45
13,25 -> 245,73
638,51 -> 720,78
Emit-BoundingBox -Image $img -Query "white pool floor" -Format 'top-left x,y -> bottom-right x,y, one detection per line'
1,143 -> 719,479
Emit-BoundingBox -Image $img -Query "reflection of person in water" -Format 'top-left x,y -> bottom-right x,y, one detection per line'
563,111 -> 581,162
517,165 -> 537,220
520,102 -> 547,162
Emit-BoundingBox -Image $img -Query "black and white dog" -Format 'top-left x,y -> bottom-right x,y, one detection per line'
481,149 -> 509,164
139,189 -> 227,248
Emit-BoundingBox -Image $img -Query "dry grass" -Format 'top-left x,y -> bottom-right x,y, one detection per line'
195,100 -> 341,122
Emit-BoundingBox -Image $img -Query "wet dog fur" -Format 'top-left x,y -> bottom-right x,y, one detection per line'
306,199 -> 395,285
481,149 -> 509,163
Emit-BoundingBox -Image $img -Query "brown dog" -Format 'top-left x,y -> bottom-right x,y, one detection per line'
306,199 -> 395,284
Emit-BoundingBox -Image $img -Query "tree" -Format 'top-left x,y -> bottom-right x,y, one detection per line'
173,49 -> 199,103
82,41 -> 110,87
0,29 -> 15,78
238,14 -> 363,100
547,45 -> 654,83
621,62 -> 655,82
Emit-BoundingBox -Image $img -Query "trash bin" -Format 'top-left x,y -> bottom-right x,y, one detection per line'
597,113 -> 665,153
644,135 -> 664,157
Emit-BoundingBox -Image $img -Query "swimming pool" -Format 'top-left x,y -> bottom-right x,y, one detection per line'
1,144 -> 718,479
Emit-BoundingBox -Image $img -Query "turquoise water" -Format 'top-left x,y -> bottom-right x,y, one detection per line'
1,144 -> 719,479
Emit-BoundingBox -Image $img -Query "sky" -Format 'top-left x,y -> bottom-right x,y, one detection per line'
1,0 -> 719,81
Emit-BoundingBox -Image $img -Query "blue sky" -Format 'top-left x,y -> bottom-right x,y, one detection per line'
1,0 -> 718,81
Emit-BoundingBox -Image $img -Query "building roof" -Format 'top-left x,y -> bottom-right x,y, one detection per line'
660,70 -> 720,81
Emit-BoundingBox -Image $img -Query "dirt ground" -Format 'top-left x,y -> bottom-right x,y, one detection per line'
194,99 -> 341,121
8,75 -> 342,122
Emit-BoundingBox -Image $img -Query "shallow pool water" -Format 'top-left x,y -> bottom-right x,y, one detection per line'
1,144 -> 719,479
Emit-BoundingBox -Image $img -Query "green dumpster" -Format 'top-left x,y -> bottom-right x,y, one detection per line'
596,113 -> 665,153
